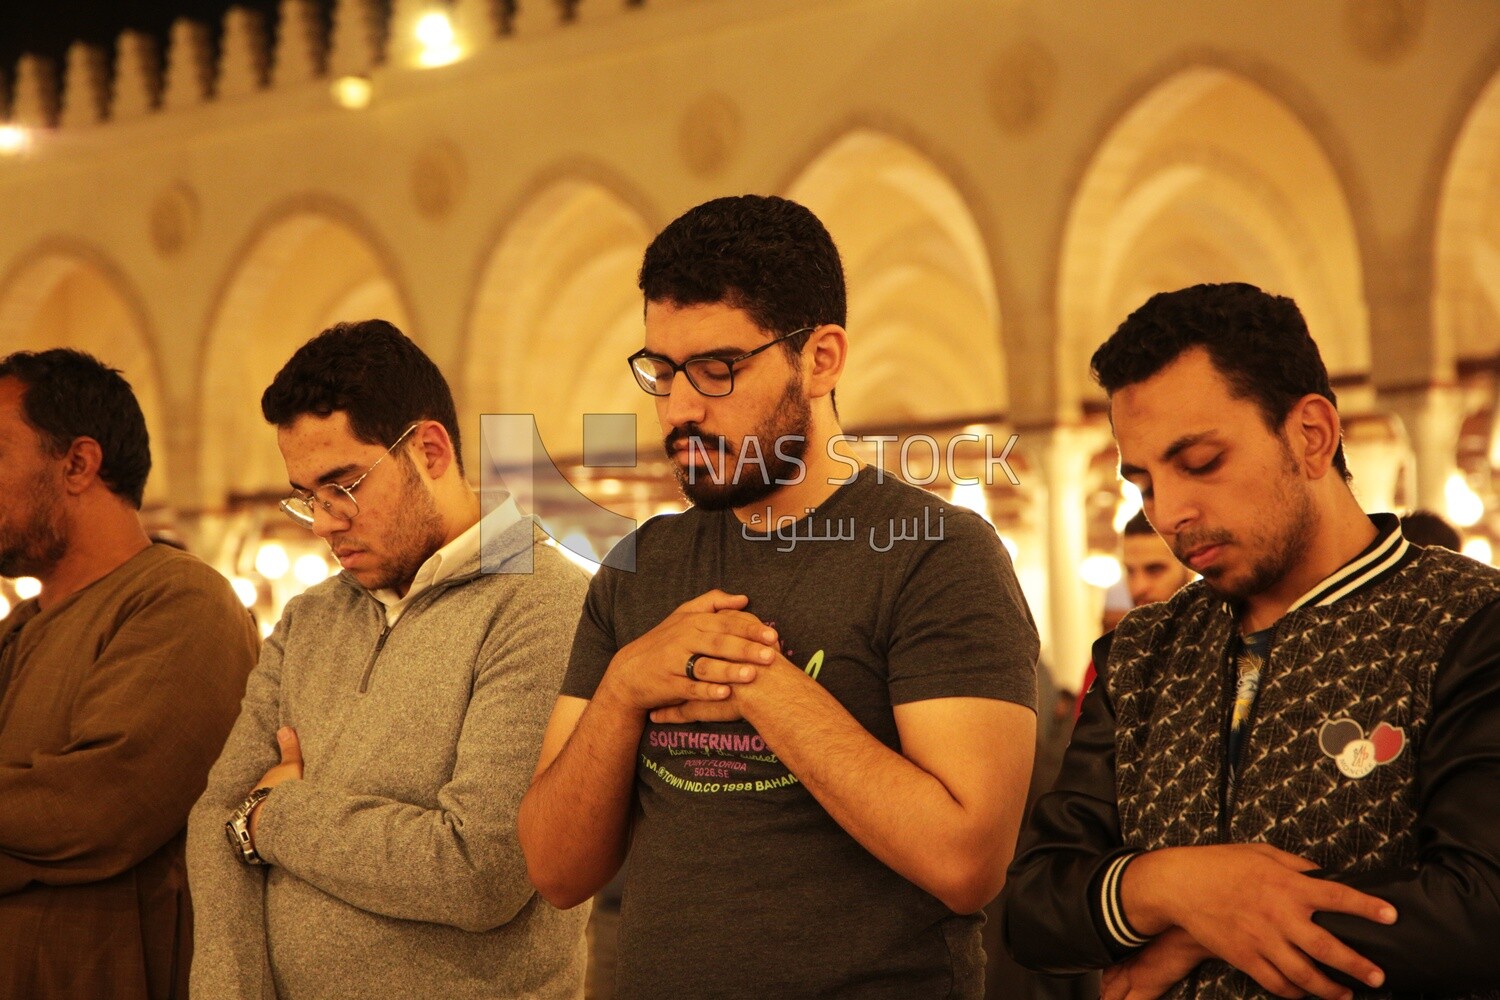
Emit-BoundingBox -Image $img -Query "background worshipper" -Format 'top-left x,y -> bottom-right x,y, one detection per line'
0,348 -> 258,1000
520,194 -> 1039,999
1002,282 -> 1500,1000
188,321 -> 589,999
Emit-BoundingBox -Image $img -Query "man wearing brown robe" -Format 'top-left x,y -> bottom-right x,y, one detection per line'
0,349 -> 259,1000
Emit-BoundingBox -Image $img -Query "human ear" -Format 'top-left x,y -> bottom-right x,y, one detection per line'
1288,395 -> 1341,480
411,420 -> 454,479
805,324 -> 848,400
59,437 -> 103,496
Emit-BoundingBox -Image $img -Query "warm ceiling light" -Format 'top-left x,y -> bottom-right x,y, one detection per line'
950,482 -> 990,521
330,75 -> 372,109
1079,553 -> 1123,589
230,576 -> 259,608
293,553 -> 330,587
0,125 -> 32,155
1444,472 -> 1484,528
1113,480 -> 1143,533
255,542 -> 291,580
415,11 -> 461,67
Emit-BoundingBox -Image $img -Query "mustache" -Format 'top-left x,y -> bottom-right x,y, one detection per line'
664,424 -> 730,456
1172,529 -> 1234,559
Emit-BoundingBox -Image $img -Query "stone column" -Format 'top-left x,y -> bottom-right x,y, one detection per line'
1378,385 -> 1464,513
1026,423 -> 1107,687
1340,412 -> 1405,513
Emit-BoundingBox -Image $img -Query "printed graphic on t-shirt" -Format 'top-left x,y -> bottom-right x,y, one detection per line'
1227,629 -> 1270,785
639,723 -> 799,794
637,647 -> 825,795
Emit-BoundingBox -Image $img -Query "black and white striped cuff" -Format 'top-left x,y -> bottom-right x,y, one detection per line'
1099,850 -> 1152,949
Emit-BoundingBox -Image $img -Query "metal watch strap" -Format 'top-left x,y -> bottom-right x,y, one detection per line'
224,786 -> 273,865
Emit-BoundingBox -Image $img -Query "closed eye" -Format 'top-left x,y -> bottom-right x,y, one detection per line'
1185,455 -> 1222,475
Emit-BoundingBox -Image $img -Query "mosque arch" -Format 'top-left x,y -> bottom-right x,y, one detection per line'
785,128 -> 1006,429
461,177 -> 658,466
198,200 -> 412,508
1435,64 -> 1500,368
1056,66 -> 1369,411
0,242 -> 172,507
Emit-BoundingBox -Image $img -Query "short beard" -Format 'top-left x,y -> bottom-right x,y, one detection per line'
666,372 -> 812,512
367,454 -> 448,592
0,467 -> 68,580
1178,441 -> 1318,601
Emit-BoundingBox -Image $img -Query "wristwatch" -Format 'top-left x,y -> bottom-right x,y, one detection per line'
224,786 -> 273,865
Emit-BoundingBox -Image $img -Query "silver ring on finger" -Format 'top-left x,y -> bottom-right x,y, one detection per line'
685,654 -> 701,680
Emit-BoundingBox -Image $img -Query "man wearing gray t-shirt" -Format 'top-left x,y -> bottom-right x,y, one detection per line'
519,195 -> 1039,999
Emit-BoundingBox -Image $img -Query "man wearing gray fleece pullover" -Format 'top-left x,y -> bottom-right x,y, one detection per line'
187,321 -> 588,999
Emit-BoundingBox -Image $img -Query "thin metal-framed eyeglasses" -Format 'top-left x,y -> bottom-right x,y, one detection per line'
279,422 -> 420,529
626,327 -> 814,397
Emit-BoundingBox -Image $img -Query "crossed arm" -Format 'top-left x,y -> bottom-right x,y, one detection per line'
0,580 -> 254,896
188,586 -> 580,998
1002,607 -> 1500,1000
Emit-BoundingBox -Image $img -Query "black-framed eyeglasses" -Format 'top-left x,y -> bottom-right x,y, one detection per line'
627,327 -> 814,398
279,422 -> 420,529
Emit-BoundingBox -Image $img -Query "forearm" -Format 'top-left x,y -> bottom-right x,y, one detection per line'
184,643 -> 282,1000
0,735 -> 224,883
1001,671 -> 1133,973
252,779 -> 534,932
185,793 -> 273,1000
1119,849 -> 1183,937
1314,856 -> 1500,991
1309,596 -> 1500,993
739,667 -> 1024,914
1102,928 -> 1213,1000
518,685 -> 644,909
0,851 -> 32,895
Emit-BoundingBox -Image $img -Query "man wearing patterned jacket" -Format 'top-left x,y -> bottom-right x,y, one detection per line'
1000,283 -> 1500,1000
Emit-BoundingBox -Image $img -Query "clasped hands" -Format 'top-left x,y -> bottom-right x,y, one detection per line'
1101,843 -> 1397,1000
600,590 -> 790,725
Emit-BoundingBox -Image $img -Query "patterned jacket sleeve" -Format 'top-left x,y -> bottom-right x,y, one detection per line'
998,632 -> 1151,973
1312,596 -> 1500,994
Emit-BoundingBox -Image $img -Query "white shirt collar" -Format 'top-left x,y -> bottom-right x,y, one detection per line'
372,494 -> 523,625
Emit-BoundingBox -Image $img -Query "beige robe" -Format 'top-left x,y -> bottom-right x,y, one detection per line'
0,544 -> 259,1000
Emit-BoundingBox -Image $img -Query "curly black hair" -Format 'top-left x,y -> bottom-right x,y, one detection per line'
1090,282 -> 1349,480
260,319 -> 464,474
0,348 -> 152,508
639,194 -> 846,361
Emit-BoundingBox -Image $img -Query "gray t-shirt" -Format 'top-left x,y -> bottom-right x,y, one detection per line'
562,467 -> 1038,999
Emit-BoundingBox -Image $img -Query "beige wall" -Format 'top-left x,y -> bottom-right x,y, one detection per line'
2,0 -> 1499,672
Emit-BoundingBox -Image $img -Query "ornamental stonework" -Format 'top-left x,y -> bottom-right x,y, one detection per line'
988,38 -> 1057,136
411,139 -> 467,220
1345,0 -> 1425,63
149,182 -> 200,257
679,92 -> 743,178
